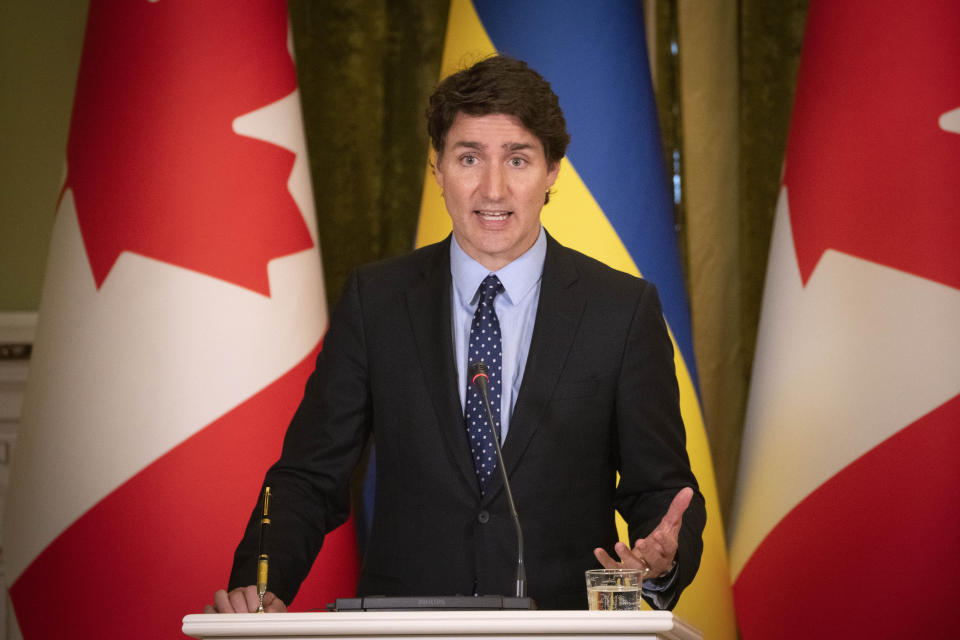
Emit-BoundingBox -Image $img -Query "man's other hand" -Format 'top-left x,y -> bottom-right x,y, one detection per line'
593,487 -> 693,579
203,585 -> 287,613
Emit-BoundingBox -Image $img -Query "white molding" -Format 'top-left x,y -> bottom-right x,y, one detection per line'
0,312 -> 33,421
183,611 -> 702,640
0,313 -> 37,346
0,314 -> 32,640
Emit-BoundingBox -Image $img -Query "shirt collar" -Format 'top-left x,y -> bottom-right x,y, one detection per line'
450,226 -> 547,306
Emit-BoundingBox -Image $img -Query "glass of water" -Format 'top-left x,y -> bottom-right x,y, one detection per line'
585,568 -> 641,610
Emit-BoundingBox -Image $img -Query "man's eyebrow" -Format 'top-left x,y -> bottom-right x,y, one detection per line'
451,140 -> 484,150
449,141 -> 535,152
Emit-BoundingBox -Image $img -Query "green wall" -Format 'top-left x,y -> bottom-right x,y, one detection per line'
0,1 -> 90,311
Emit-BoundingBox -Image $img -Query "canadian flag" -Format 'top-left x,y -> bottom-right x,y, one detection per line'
4,1 -> 358,638
729,1 -> 960,637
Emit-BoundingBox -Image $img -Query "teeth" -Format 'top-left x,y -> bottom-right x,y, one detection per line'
476,210 -> 510,219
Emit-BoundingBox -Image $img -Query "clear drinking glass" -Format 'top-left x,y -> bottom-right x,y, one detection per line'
585,568 -> 641,610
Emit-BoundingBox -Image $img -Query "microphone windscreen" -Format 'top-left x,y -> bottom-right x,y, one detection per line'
468,361 -> 489,387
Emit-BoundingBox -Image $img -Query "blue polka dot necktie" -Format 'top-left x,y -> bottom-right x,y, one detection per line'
465,274 -> 504,493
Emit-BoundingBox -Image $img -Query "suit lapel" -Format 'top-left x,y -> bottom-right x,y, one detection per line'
483,235 -> 585,503
405,238 -> 480,493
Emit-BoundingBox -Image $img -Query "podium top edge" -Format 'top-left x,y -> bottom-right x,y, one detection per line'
182,610 -> 701,640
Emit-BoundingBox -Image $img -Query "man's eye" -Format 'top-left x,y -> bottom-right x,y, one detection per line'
461,155 -> 477,166
509,157 -> 527,167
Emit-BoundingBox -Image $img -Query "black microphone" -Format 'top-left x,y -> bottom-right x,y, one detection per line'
468,361 -> 528,600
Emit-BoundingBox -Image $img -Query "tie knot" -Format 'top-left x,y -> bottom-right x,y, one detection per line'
477,274 -> 504,302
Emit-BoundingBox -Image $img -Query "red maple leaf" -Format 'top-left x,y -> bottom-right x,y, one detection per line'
64,0 -> 312,296
784,0 -> 960,291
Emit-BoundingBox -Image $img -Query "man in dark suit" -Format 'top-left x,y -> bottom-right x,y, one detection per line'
208,55 -> 705,613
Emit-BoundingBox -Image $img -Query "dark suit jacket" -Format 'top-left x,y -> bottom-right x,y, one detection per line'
230,233 -> 705,610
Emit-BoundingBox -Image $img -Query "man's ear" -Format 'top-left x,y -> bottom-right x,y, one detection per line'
546,160 -> 561,188
432,150 -> 444,191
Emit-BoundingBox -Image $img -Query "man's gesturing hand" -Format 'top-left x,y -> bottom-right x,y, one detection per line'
203,585 -> 287,613
593,487 -> 693,579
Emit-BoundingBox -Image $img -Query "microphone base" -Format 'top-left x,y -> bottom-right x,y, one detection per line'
331,595 -> 537,611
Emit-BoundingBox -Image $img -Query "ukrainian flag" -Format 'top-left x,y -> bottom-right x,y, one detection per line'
417,2 -> 736,636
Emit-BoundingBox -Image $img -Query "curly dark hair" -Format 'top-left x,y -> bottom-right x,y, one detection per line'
426,55 -> 570,167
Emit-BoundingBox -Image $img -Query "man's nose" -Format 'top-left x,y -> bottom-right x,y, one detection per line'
479,164 -> 506,201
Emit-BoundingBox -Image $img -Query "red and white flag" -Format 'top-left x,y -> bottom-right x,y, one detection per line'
4,1 -> 359,637
730,1 -> 960,637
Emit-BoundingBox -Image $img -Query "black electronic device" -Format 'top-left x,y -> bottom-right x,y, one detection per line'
330,595 -> 536,611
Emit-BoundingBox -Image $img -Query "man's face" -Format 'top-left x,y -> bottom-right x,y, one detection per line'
434,112 -> 560,271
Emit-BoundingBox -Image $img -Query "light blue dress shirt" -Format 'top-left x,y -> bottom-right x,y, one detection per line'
450,226 -> 546,442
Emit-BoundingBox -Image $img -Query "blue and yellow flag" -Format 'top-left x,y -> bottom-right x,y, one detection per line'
417,2 -> 736,636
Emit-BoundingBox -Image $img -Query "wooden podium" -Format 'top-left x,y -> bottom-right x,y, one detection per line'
181,610 -> 703,640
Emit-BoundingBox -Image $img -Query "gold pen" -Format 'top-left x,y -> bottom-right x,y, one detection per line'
256,486 -> 271,613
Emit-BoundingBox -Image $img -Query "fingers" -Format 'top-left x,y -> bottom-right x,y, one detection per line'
615,541 -> 654,578
227,587 -> 249,612
212,589 -> 235,613
594,543 -> 653,579
658,487 -> 693,533
209,586 -> 257,613
208,586 -> 287,613
262,591 -> 288,613
630,488 -> 694,577
239,585 -> 261,613
593,546 -> 621,569
641,487 -> 692,557
633,533 -> 675,577
594,544 -> 644,570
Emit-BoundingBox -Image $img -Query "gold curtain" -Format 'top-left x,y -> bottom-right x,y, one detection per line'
289,0 -> 449,302
671,0 -> 808,522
